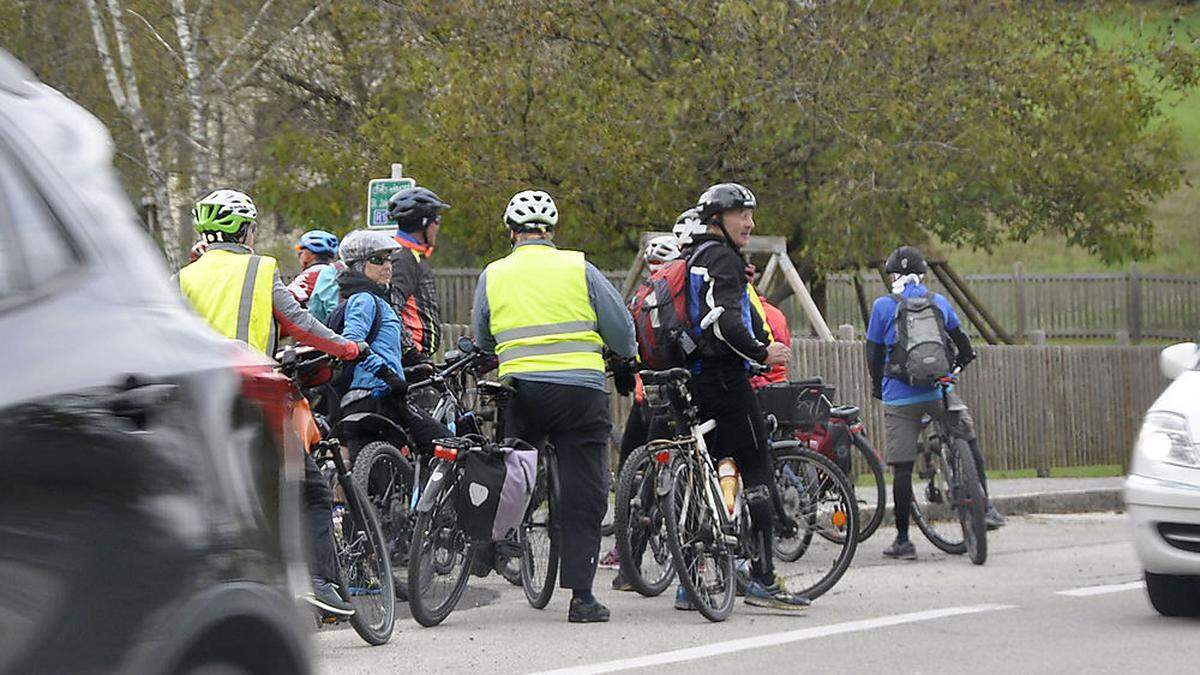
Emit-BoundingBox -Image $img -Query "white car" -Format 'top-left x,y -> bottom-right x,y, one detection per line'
1125,342 -> 1200,617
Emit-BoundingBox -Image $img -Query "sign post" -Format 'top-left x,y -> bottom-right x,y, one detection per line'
367,163 -> 415,229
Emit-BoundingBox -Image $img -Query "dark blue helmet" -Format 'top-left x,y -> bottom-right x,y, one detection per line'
296,230 -> 339,256
884,246 -> 927,274
387,186 -> 450,233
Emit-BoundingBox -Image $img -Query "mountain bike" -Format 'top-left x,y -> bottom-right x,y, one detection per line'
909,369 -> 987,565
277,348 -> 395,645
476,379 -> 561,607
644,368 -> 859,622
760,378 -> 886,545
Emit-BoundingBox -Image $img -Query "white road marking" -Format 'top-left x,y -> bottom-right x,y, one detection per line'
1055,581 -> 1145,597
530,604 -> 1016,675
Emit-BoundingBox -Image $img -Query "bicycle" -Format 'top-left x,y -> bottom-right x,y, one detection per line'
277,347 -> 396,645
475,379 -> 561,607
612,438 -> 676,597
908,369 -> 988,565
642,367 -> 859,622
760,377 -> 886,545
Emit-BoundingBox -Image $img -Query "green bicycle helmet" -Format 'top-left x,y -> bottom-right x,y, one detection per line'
193,189 -> 257,234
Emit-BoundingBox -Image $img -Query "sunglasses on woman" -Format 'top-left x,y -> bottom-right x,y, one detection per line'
365,254 -> 391,266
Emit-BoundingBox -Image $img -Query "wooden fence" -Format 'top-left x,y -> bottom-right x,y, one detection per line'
440,322 -> 1165,472
821,265 -> 1200,342
435,266 -> 1200,342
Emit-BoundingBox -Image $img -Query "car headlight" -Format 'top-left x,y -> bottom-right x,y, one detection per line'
1135,412 -> 1200,469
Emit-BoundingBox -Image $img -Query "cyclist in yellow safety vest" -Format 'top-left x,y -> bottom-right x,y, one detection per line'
471,189 -> 637,624
177,188 -> 363,618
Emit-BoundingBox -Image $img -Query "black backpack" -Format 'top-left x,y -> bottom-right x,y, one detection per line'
885,291 -> 954,387
325,293 -> 386,396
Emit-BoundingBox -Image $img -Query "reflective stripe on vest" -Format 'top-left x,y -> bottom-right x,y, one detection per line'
179,249 -> 277,354
485,245 -> 604,378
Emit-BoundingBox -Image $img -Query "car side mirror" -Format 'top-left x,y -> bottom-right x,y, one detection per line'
1159,342 -> 1199,381
457,336 -> 476,353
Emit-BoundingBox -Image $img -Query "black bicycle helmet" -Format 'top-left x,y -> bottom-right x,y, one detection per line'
884,245 -> 927,274
695,182 -> 757,223
387,186 -> 450,233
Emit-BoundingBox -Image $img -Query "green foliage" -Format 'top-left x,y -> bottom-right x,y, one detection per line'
250,0 -> 1199,271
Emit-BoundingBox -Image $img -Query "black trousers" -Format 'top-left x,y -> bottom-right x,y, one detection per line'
304,452 -> 339,583
692,369 -> 777,583
505,380 -> 612,592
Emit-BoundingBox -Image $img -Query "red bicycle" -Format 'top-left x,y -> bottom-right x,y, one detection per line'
760,377 -> 886,548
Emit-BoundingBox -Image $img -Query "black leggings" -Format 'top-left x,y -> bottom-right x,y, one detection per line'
892,461 -> 914,539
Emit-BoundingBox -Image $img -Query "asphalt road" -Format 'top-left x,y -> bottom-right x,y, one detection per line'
314,513 -> 1200,674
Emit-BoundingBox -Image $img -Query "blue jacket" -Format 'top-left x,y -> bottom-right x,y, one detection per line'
308,263 -> 341,324
866,282 -> 961,406
342,291 -> 406,396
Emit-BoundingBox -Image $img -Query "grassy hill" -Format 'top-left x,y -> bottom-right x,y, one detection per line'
943,2 -> 1200,276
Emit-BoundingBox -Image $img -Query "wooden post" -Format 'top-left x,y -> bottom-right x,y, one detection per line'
758,254 -> 780,296
1029,329 -> 1046,346
775,248 -> 835,341
1013,262 -> 1027,343
939,261 -> 1015,344
852,271 -> 871,329
620,252 -> 646,300
929,262 -> 1000,345
1127,263 -> 1142,345
1114,330 -> 1131,346
837,324 -> 856,341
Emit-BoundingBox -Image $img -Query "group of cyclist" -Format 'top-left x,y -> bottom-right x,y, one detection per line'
174,175 -> 1004,626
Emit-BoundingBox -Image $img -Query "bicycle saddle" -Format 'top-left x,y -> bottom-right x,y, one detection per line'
639,368 -> 691,385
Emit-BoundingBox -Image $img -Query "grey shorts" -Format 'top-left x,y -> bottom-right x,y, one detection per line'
883,393 -> 976,465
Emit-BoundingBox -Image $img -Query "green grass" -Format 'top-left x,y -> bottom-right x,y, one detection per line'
941,2 -> 1200,276
864,463 -> 1124,485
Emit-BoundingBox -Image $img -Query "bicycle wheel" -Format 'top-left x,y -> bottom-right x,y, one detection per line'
849,433 -> 886,542
772,443 -> 816,562
911,439 -> 967,554
770,449 -> 859,600
614,444 -> 675,597
407,475 -> 474,627
351,441 -> 414,600
521,449 -> 560,609
662,455 -> 735,622
955,439 -> 988,565
335,478 -> 396,645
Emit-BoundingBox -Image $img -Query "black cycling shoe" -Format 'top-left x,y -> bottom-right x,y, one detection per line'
882,537 -> 917,560
568,597 -> 611,623
304,578 -> 355,616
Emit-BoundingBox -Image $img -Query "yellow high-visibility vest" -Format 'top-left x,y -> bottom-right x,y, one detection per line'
485,244 -> 604,378
747,284 -> 774,342
179,248 -> 277,354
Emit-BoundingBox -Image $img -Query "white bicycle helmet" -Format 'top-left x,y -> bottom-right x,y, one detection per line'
193,188 -> 257,234
672,207 -> 705,245
504,189 -> 558,231
644,235 -> 682,270
339,229 -> 401,264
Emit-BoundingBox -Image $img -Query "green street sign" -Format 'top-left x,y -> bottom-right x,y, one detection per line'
367,176 -> 415,229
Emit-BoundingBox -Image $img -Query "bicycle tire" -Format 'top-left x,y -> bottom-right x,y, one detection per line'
955,440 -> 988,565
850,433 -> 886,542
662,455 -> 735,623
770,448 -> 859,600
613,444 -> 675,597
911,445 -> 967,555
351,441 -> 414,601
407,475 -> 474,627
772,442 -> 816,562
521,449 -> 560,609
338,478 -> 396,645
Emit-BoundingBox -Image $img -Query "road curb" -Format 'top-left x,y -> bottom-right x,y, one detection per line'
992,488 -> 1124,516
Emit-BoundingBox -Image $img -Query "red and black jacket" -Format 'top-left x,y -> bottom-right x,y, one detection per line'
389,235 -> 442,364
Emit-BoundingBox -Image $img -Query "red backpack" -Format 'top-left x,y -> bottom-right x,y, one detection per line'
628,241 -> 717,369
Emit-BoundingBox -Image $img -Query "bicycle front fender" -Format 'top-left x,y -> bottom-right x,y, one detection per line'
416,460 -> 452,514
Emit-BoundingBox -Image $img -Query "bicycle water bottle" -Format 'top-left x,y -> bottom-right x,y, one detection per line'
718,459 -> 739,516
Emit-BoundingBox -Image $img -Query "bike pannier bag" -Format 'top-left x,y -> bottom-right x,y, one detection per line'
757,381 -> 835,429
628,241 -> 718,369
456,438 -> 538,542
886,292 -> 954,388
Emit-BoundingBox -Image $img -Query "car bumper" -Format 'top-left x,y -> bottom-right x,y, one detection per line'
1125,473 -> 1200,576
